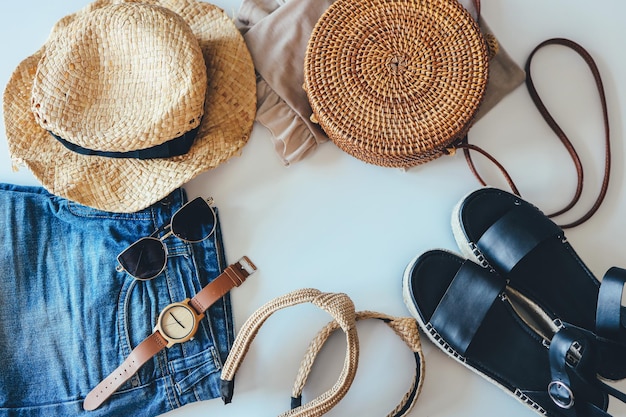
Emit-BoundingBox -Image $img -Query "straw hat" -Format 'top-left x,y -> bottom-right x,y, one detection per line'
304,0 -> 488,168
3,0 -> 256,212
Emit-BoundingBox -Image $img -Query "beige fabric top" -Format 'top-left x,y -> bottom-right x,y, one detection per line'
236,0 -> 525,166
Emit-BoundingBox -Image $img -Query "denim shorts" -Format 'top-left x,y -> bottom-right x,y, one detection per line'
0,184 -> 234,416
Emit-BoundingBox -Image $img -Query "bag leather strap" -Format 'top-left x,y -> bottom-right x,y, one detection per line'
457,37 -> 611,229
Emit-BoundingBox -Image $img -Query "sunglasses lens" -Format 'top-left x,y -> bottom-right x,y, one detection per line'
171,197 -> 216,242
117,237 -> 166,280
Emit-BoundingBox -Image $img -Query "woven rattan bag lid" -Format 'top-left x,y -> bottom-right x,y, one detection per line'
304,0 -> 488,168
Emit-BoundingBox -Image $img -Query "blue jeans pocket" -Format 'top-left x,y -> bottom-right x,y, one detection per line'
0,185 -> 232,416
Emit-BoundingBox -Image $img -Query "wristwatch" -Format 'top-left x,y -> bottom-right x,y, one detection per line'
83,256 -> 257,411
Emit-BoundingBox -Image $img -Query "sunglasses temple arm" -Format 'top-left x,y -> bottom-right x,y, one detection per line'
159,230 -> 173,240
149,223 -> 172,238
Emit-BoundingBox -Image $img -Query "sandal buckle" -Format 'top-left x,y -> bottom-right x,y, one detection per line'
548,380 -> 575,409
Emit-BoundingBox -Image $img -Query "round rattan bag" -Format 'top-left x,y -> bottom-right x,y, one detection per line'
304,0 -> 488,168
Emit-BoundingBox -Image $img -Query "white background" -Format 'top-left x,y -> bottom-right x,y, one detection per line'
2,1 -> 626,416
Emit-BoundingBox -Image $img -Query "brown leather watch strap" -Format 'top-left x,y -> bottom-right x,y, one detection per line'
190,256 -> 256,314
83,331 -> 168,411
83,256 -> 257,411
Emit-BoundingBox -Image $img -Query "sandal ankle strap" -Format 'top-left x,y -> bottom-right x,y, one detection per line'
548,326 -> 626,417
596,267 -> 626,340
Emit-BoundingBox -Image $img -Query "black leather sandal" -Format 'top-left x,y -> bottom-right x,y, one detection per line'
452,187 -> 626,380
402,250 -> 626,416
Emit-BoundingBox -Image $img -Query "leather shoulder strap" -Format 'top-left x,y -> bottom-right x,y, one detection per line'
458,38 -> 610,229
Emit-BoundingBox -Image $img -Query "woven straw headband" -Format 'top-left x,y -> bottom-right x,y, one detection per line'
220,288 -> 359,416
291,311 -> 425,417
220,289 -> 424,416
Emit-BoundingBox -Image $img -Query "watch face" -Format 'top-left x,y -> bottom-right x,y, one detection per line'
158,303 -> 197,341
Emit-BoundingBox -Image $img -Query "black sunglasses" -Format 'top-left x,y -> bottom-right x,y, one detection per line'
116,197 -> 216,280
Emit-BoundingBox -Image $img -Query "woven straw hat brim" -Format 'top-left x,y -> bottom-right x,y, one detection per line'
304,0 -> 488,168
3,0 -> 256,213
